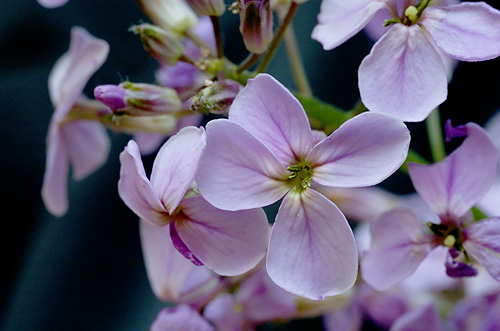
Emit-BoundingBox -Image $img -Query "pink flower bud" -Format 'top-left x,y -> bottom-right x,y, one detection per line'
94,82 -> 182,116
238,0 -> 273,54
130,24 -> 184,66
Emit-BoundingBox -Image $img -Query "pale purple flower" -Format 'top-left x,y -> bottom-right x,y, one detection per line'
151,304 -> 214,331
41,27 -> 110,216
118,127 -> 269,276
312,0 -> 500,122
447,290 -> 500,331
203,268 -> 297,329
391,303 -> 443,331
362,121 -> 500,290
196,73 -> 410,299
139,220 -> 221,306
37,0 -> 69,8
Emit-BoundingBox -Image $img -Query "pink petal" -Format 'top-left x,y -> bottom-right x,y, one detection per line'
463,217 -> 500,281
151,305 -> 214,331
391,303 -> 443,331
150,126 -> 206,214
358,24 -> 448,122
361,207 -> 435,291
409,123 -> 498,219
49,27 -> 109,117
422,2 -> 500,61
41,125 -> 70,217
118,140 -> 171,226
203,294 -> 244,331
229,74 -> 312,165
175,195 -> 269,276
196,119 -> 289,211
235,268 -> 297,323
266,189 -> 358,300
311,0 -> 390,50
308,112 -> 409,187
139,220 -> 195,302
63,120 -> 110,181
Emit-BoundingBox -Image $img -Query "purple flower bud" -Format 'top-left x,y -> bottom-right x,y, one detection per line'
95,81 -> 182,116
94,84 -> 127,110
190,79 -> 242,116
186,0 -> 225,16
130,24 -> 184,66
238,0 -> 273,54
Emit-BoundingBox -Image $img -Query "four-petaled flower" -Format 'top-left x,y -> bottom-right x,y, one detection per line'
118,126 -> 270,276
196,73 -> 410,300
312,0 -> 500,122
362,121 -> 500,291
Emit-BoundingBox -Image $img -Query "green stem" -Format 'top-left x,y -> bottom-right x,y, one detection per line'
426,108 -> 447,163
277,5 -> 312,97
237,53 -> 261,73
210,16 -> 224,59
256,2 -> 299,73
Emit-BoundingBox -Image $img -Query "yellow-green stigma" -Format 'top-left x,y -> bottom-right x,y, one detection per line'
286,161 -> 313,193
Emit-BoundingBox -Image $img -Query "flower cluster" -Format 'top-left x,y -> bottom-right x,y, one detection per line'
38,0 -> 500,329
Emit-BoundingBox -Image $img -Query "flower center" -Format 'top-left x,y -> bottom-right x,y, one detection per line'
286,161 -> 313,193
426,222 -> 464,250
384,0 -> 432,27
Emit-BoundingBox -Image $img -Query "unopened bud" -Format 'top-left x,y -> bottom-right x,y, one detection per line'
238,0 -> 273,54
136,0 -> 198,33
95,82 -> 182,116
190,79 -> 242,116
130,24 -> 184,66
186,0 -> 226,16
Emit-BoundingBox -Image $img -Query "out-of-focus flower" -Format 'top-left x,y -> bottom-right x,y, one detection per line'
362,121 -> 500,290
41,27 -> 110,217
151,304 -> 214,331
186,0 -> 226,16
312,0 -> 500,122
391,303 -> 443,331
37,0 -> 69,8
238,0 -> 274,54
203,268 -> 297,329
129,24 -> 184,66
136,0 -> 198,34
196,73 -> 410,300
118,127 -> 269,276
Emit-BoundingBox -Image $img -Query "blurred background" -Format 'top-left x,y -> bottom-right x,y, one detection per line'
1,0 -> 499,329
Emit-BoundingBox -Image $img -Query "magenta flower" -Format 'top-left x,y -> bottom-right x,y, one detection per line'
362,121 -> 500,290
312,0 -> 500,122
196,74 -> 410,299
41,27 -> 110,216
118,127 -> 269,276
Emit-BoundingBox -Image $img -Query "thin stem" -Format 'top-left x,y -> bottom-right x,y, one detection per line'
256,2 -> 299,73
237,53 -> 261,73
210,16 -> 224,59
426,108 -> 446,162
277,5 -> 312,97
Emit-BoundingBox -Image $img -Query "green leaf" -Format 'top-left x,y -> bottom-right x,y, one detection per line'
295,94 -> 350,134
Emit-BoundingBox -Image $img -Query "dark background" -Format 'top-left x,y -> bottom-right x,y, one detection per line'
1,0 -> 499,329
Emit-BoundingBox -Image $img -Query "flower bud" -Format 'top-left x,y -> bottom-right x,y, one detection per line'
130,24 -> 184,66
238,0 -> 273,54
95,82 -> 182,116
137,0 -> 198,34
190,79 -> 242,116
186,0 -> 226,16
